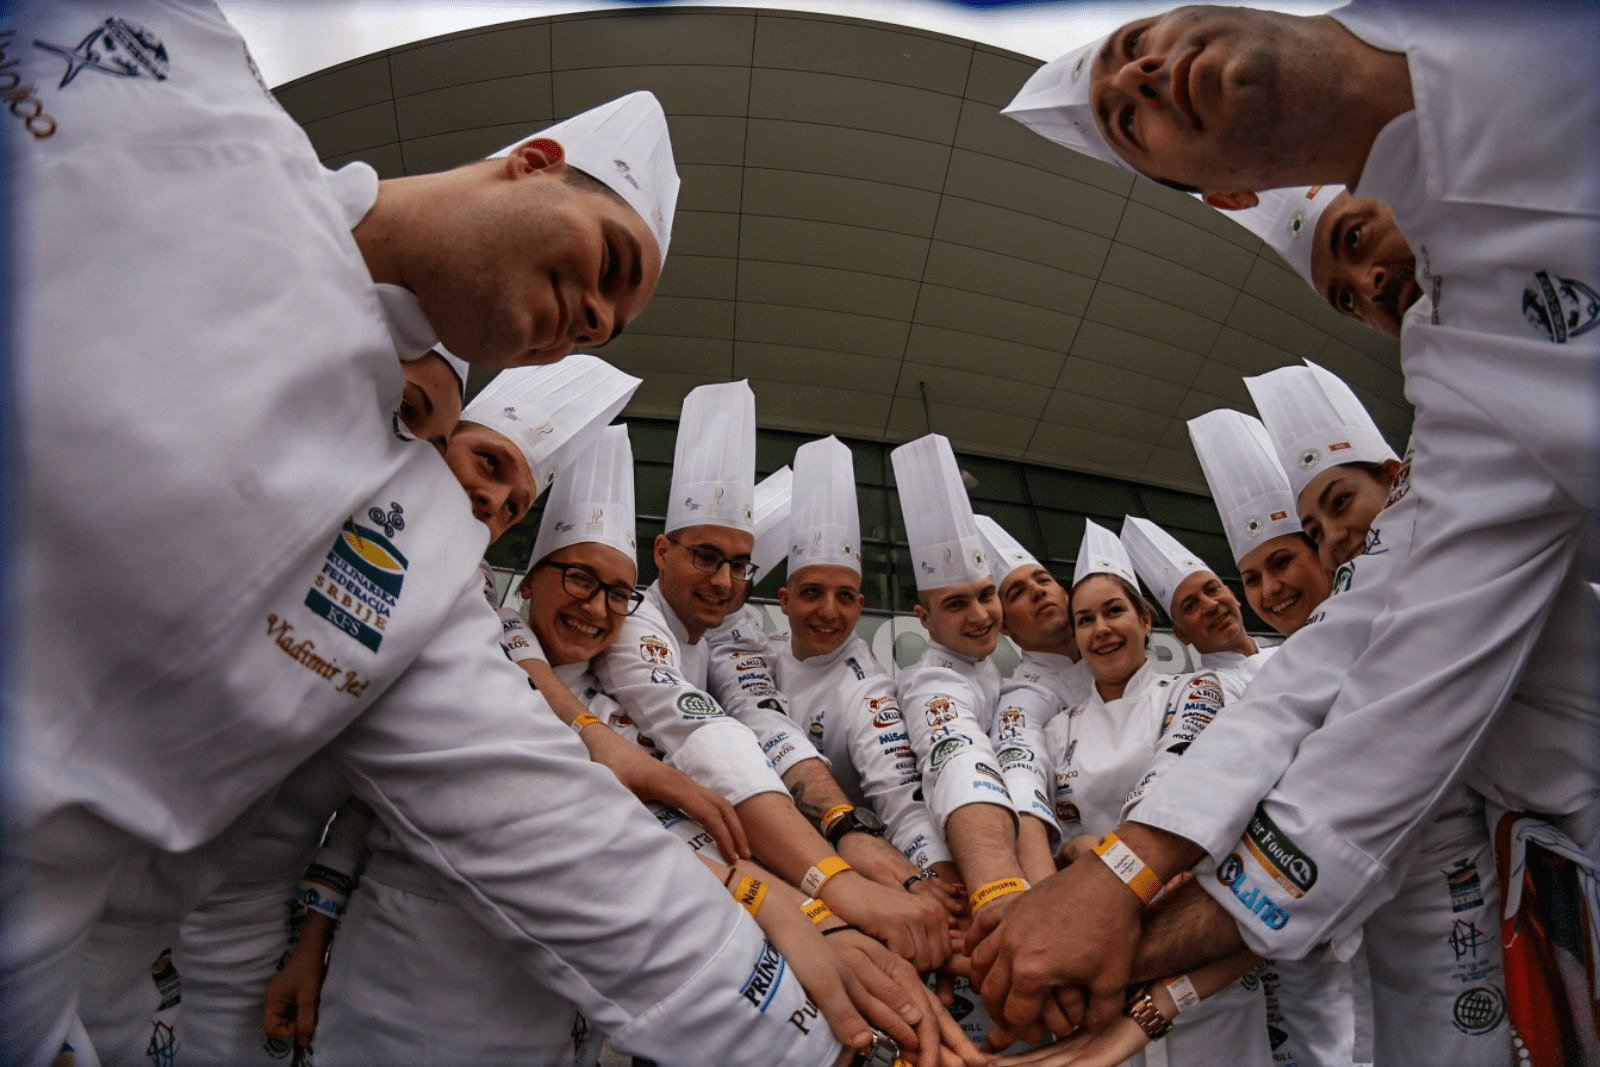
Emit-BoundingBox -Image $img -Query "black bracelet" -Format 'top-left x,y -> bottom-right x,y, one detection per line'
902,869 -> 936,891
819,924 -> 861,937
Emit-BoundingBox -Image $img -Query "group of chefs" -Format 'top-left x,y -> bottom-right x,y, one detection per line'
5,1 -> 1595,1066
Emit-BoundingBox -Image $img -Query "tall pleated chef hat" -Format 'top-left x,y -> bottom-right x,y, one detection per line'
975,514 -> 1039,589
789,437 -> 861,578
666,380 -> 757,535
1188,409 -> 1301,565
531,423 -> 637,566
1072,519 -> 1138,589
1245,360 -> 1398,504
890,434 -> 989,593
752,466 -> 794,580
1120,515 -> 1211,617
433,345 -> 470,398
462,354 -> 640,496
1002,40 -> 1134,174
1223,185 -> 1345,286
493,91 -> 679,266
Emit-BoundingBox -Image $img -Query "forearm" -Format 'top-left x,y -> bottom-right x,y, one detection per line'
1130,878 -> 1246,982
1015,815 -> 1058,887
784,758 -> 852,827
738,790 -> 839,884
945,802 -> 1023,889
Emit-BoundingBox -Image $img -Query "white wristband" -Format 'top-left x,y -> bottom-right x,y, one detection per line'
1165,974 -> 1200,1015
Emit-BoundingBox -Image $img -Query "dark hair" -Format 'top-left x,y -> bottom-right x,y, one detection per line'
1151,175 -> 1202,195
1338,459 -> 1398,491
1068,572 -> 1155,625
564,165 -> 627,206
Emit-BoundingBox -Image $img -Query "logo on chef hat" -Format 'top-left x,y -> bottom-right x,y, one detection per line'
1071,52 -> 1089,82
1297,448 -> 1322,472
1245,516 -> 1264,538
1522,271 -> 1600,344
612,158 -> 641,191
842,542 -> 855,559
1286,210 -> 1308,241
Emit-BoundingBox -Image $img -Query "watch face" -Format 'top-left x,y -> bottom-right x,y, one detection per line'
856,807 -> 887,833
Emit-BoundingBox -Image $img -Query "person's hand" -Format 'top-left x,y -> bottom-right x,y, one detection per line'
828,928 -> 991,1067
968,861 -> 1143,1040
836,830 -> 921,890
824,871 -> 951,971
587,728 -> 749,862
262,916 -> 333,1047
1055,834 -> 1099,869
908,861 -> 966,917
990,1015 -> 1150,1067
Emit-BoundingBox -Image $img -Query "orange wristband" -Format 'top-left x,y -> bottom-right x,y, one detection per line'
801,897 -> 835,925
733,876 -> 768,917
1093,832 -> 1163,904
801,856 -> 851,897
969,877 -> 1030,913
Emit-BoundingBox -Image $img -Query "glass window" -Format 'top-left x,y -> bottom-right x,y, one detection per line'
1138,487 -> 1226,535
955,453 -> 1027,504
627,422 -> 678,465
634,463 -> 672,521
1025,468 -> 1140,518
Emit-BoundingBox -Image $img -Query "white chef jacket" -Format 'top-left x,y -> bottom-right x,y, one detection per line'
991,651 -> 1094,840
1200,646 -> 1278,703
6,7 -> 840,1065
772,633 -> 951,868
593,584 -> 791,804
703,607 -> 826,779
895,641 -> 1012,835
1039,666 -> 1271,1067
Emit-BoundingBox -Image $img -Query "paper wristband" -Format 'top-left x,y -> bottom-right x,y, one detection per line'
571,712 -> 605,733
801,897 -> 835,925
820,803 -> 854,832
294,863 -> 357,921
1165,974 -> 1200,1015
801,856 -> 852,897
969,877 -> 1030,913
1093,833 -> 1163,904
734,876 -> 768,917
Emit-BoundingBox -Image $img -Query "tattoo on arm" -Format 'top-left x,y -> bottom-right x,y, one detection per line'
788,781 -> 826,823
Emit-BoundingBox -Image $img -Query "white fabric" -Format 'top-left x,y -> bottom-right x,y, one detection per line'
975,514 -> 1039,589
1073,519 -> 1137,589
752,466 -> 794,579
460,355 -> 639,496
665,381 -> 757,534
1039,666 -> 1272,1067
1199,645 -> 1278,704
773,633 -> 951,868
1246,361 -> 1398,504
1224,185 -> 1345,285
491,90 -> 679,266
991,651 -> 1094,843
789,437 -> 861,577
702,606 -> 824,781
895,642 -> 1010,834
530,423 -> 637,565
435,344 -> 470,397
4,7 -> 840,1064
1120,516 -> 1212,618
1001,38 -> 1133,173
593,585 -> 791,804
1188,410 -> 1302,566
891,435 -> 989,591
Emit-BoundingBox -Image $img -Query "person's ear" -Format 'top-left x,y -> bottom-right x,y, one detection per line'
1202,189 -> 1260,211
505,137 -> 567,177
653,533 -> 671,570
777,586 -> 791,617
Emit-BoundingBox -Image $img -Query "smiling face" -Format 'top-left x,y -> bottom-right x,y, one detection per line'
653,524 -> 755,642
1089,6 -> 1342,192
397,351 -> 463,454
998,565 -> 1076,657
1310,192 -> 1418,339
519,542 -> 638,666
780,564 -> 864,661
1298,460 -> 1399,570
1167,571 -> 1251,655
1238,533 -> 1331,635
442,421 -> 536,543
410,147 -> 662,369
1070,574 -> 1153,698
914,575 -> 1003,661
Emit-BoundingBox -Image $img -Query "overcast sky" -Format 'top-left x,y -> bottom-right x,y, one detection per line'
217,0 -> 1340,87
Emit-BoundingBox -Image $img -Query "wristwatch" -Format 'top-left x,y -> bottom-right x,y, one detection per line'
824,805 -> 886,847
1125,984 -> 1174,1041
846,1029 -> 901,1067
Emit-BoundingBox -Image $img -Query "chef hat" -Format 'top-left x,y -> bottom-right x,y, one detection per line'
1246,360 -> 1398,504
789,437 -> 861,578
1072,519 -> 1138,589
752,466 -> 794,580
530,423 -> 637,566
1188,409 -> 1301,565
1223,185 -> 1345,286
975,514 -> 1039,590
493,91 -> 678,266
666,380 -> 756,535
1002,40 -> 1134,174
1120,515 -> 1211,617
462,354 -> 640,495
890,434 -> 989,593
433,344 -> 470,399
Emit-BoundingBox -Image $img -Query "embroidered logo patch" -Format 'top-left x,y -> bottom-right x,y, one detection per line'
640,634 -> 672,665
675,691 -> 718,719
739,940 -> 787,1013
924,695 -> 957,728
1452,986 -> 1505,1036
36,17 -> 170,88
1522,271 -> 1600,343
305,516 -> 409,652
1445,859 -> 1484,913
1243,807 -> 1318,898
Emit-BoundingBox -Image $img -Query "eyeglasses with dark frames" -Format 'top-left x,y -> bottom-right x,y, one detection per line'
536,560 -> 645,616
664,535 -> 761,582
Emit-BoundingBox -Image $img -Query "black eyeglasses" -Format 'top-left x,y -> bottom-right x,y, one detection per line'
664,536 -> 760,582
537,561 -> 645,616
